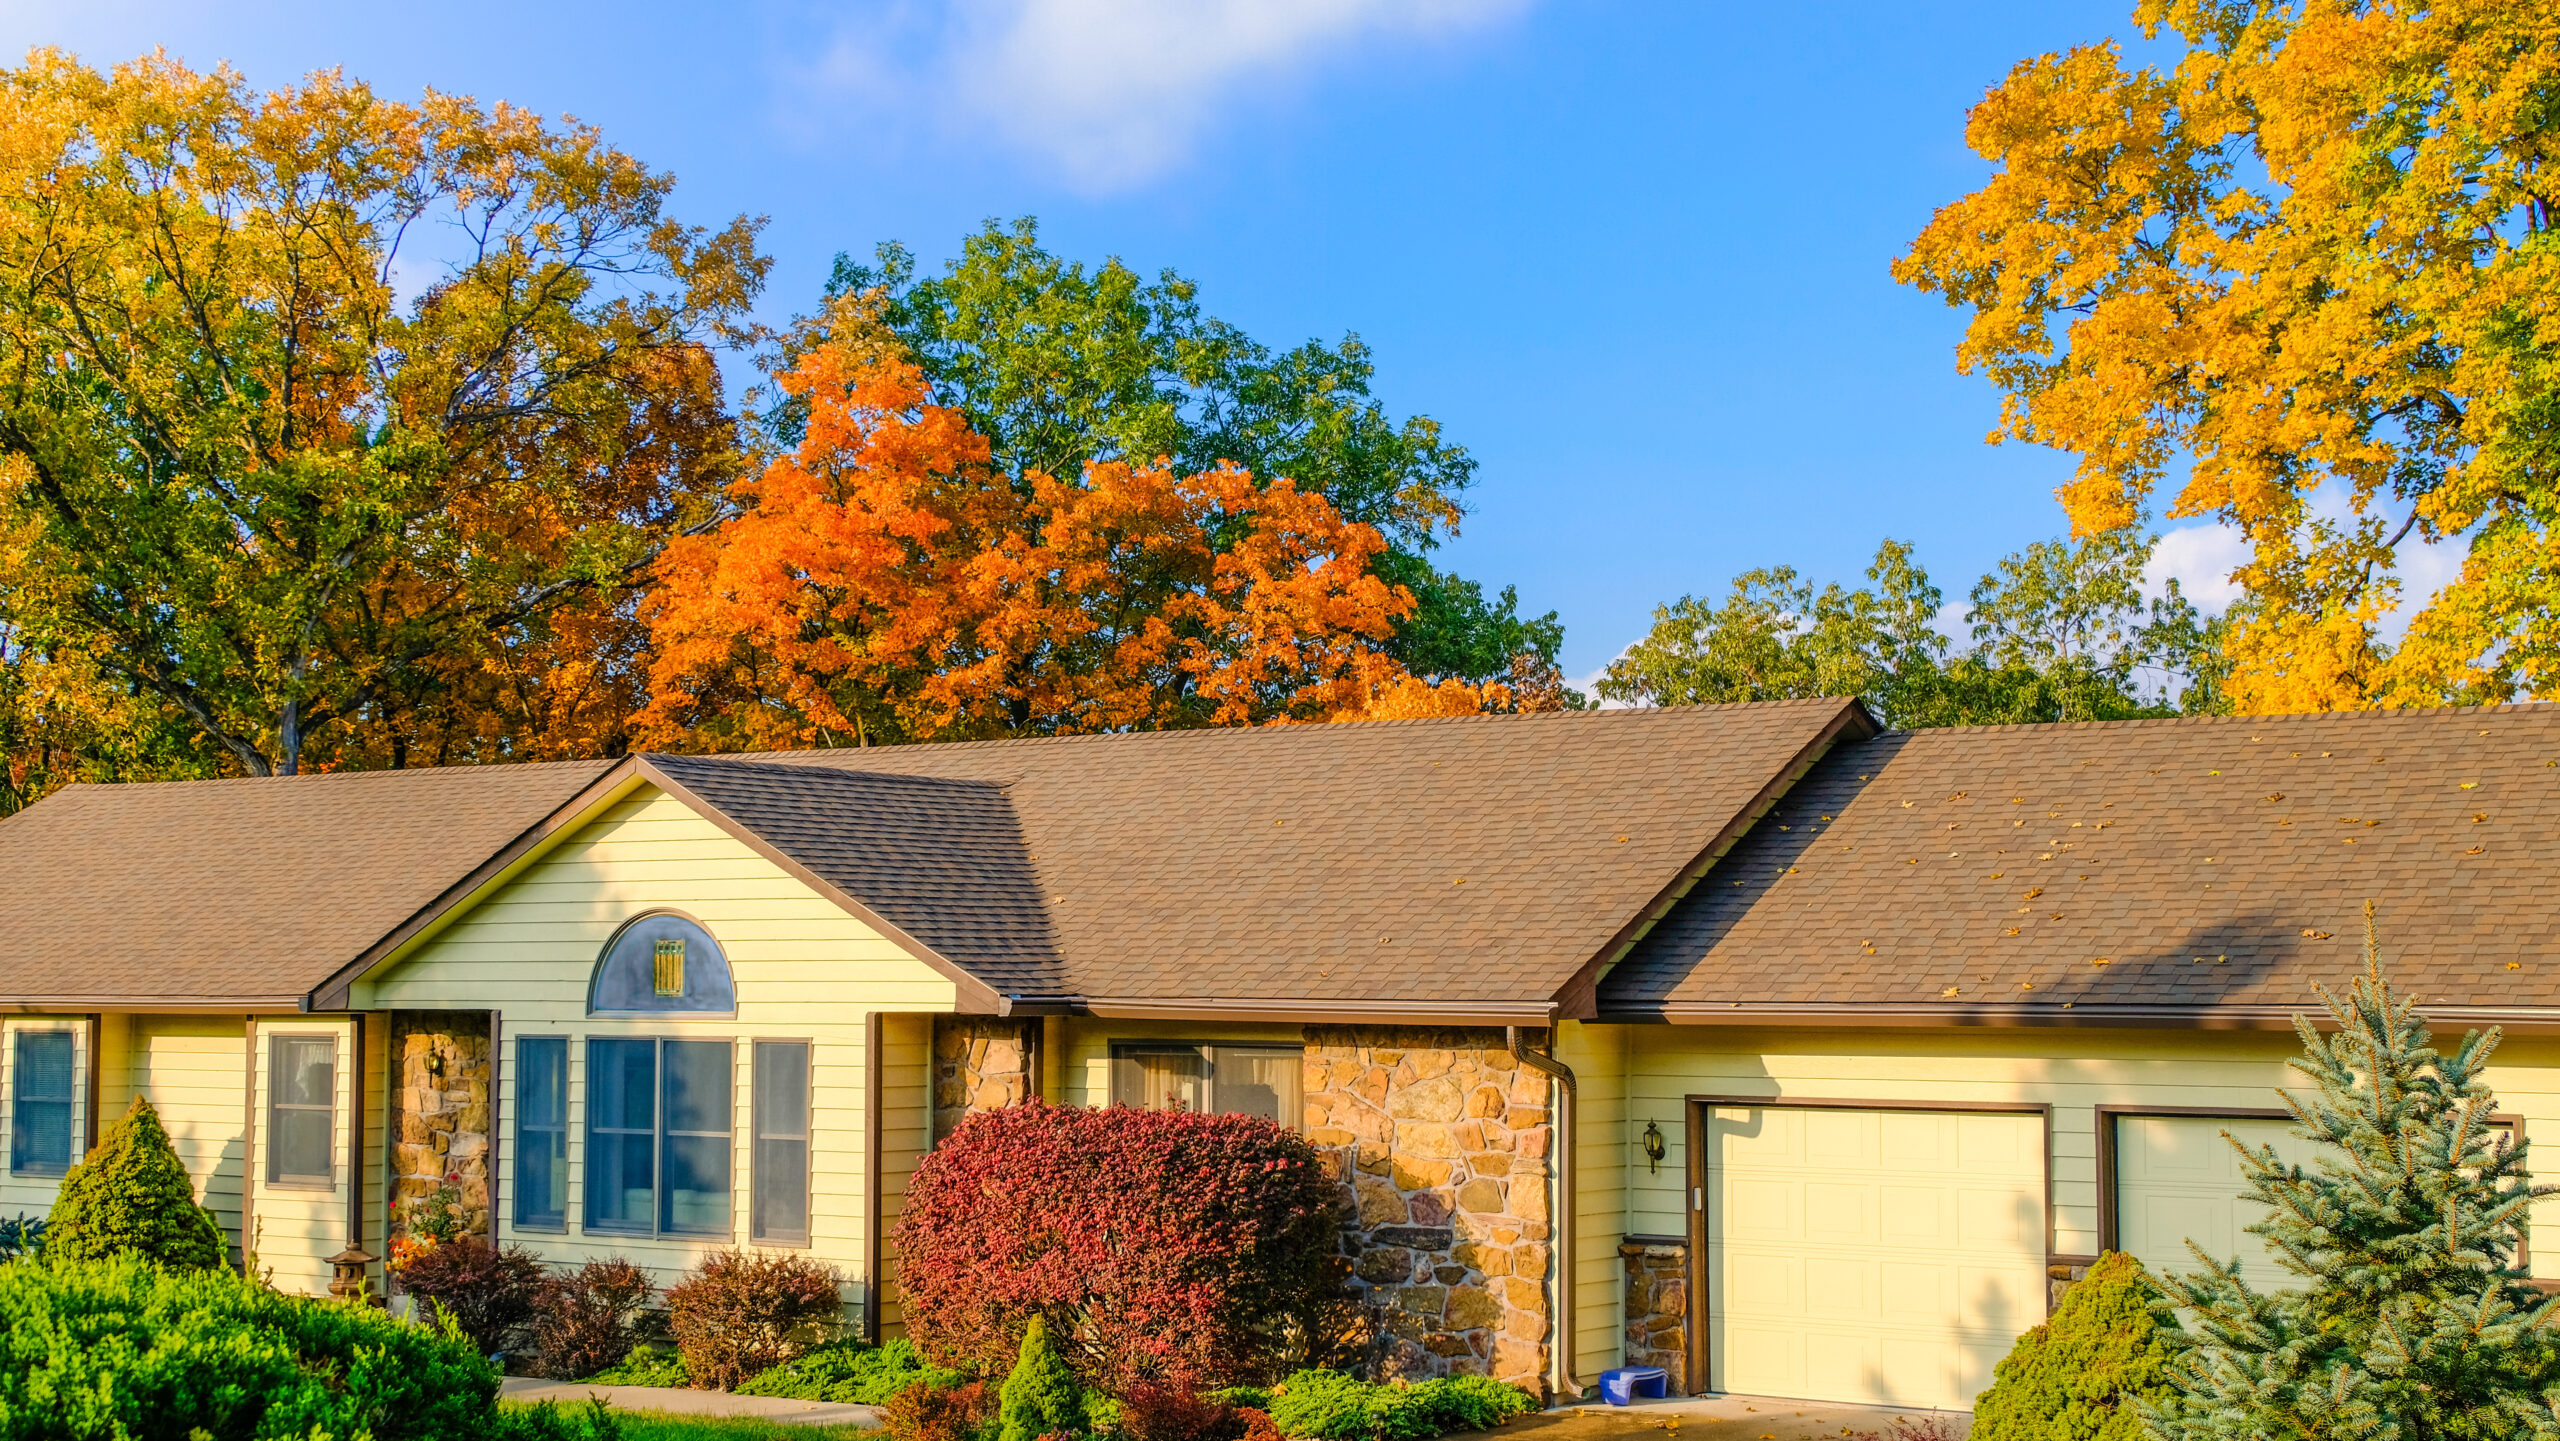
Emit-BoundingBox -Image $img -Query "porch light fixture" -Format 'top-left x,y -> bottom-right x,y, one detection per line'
1641,1119 -> 1666,1174
653,938 -> 687,997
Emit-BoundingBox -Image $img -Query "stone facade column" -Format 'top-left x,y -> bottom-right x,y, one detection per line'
386,1012 -> 492,1248
1619,1238 -> 1689,1389
1302,1026 -> 1554,1389
932,1017 -> 1037,1141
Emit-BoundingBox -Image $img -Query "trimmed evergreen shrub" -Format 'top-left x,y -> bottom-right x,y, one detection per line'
666,1247 -> 846,1389
42,1096 -> 225,1270
737,1337 -> 965,1403
396,1236 -> 551,1357
998,1315 -> 1084,1441
2144,915 -> 2560,1440
899,1100 -> 1343,1392
1965,1251 -> 2171,1441
1261,1370 -> 1536,1441
0,1251 -> 506,1439
531,1257 -> 658,1380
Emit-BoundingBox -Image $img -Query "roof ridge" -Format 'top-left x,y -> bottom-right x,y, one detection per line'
1879,700 -> 2560,738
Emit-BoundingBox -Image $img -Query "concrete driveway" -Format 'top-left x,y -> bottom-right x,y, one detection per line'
1507,1393 -> 1968,1441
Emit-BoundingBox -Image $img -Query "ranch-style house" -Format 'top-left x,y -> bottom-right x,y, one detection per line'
2,698 -> 2555,1413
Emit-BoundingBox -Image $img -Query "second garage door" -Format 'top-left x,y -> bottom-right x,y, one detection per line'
1705,1105 -> 2046,1410
2113,1113 -> 2325,1288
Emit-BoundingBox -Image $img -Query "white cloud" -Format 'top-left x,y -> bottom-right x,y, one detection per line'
2142,521 -> 2250,612
788,0 -> 1532,192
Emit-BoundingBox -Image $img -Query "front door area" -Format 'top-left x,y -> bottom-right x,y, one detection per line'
1694,1101 -> 2047,1411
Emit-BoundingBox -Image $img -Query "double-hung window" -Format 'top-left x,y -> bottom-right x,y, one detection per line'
514,1037 -> 570,1229
268,1035 -> 336,1187
1109,1043 -> 1304,1126
585,1038 -> 733,1237
9,1030 -> 76,1176
752,1041 -> 811,1245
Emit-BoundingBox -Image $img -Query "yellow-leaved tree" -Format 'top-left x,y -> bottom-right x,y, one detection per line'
1895,0 -> 2560,712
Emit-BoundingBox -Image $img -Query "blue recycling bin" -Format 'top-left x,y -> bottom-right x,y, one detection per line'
1598,1366 -> 1668,1405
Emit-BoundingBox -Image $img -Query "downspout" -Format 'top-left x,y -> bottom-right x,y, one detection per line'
1508,1026 -> 1580,1401
864,1010 -> 885,1344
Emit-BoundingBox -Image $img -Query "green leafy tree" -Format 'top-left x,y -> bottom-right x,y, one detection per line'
2143,907 -> 2560,1441
1601,534 -> 2228,726
819,218 -> 1573,702
1969,1250 -> 2173,1441
45,1096 -> 227,1271
997,1315 -> 1083,1441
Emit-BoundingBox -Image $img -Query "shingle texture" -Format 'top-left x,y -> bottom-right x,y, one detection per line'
0,761 -> 615,1004
735,700 -> 1860,1005
1600,705 -> 2560,1018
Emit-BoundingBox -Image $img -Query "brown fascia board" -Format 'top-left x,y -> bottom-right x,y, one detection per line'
1600,1001 -> 2560,1037
1022,996 -> 1559,1026
1548,697 -> 1882,1021
308,756 -> 1008,1017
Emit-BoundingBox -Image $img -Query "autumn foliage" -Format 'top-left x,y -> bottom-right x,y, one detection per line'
1897,0 -> 2560,713
640,320 -> 1507,747
892,1100 -> 1343,1394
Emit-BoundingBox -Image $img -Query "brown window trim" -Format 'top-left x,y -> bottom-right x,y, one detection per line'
1683,1094 -> 2056,1400
266,1031 -> 340,1192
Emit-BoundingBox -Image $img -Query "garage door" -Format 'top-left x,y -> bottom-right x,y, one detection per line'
2114,1114 -> 2323,1288
1705,1105 -> 2046,1410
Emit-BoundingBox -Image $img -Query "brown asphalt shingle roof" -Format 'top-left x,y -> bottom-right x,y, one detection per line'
0,761 -> 616,1005
730,700 -> 1865,1010
1599,704 -> 2560,1022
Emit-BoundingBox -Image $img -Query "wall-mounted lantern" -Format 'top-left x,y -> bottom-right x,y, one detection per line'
1641,1118 -> 1667,1174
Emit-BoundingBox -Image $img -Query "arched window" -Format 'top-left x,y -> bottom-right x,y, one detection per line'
588,912 -> 736,1016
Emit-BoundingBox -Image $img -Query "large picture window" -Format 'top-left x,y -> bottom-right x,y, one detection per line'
752,1041 -> 811,1245
585,1037 -> 734,1237
514,1037 -> 569,1230
9,1030 -> 75,1176
1109,1043 -> 1303,1126
268,1034 -> 336,1187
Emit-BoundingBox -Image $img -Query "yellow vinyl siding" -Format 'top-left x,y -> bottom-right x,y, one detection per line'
1557,1019 -> 1627,1375
248,1018 -> 359,1295
0,1018 -> 90,1216
119,1015 -> 252,1263
879,1011 -> 933,1337
363,785 -> 959,1311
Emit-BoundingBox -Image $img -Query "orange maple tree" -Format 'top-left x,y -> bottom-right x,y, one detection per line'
637,326 -> 1502,749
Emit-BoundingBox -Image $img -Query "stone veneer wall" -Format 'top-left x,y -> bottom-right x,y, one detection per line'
932,1017 -> 1038,1141
387,1012 -> 492,1248
1619,1239 -> 1688,1388
1302,1026 -> 1554,1388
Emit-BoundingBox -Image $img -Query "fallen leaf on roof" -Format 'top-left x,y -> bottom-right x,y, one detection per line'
2461,781 -> 2479,790
2302,929 -> 2333,939
2039,852 -> 2054,859
2092,957 -> 2111,966
2468,846 -> 2485,855
1950,792 -> 1967,800
2024,887 -> 2044,899
1615,835 -> 1629,843
1907,858 -> 1919,864
2217,955 -> 2229,964
2339,817 -> 2360,824
2473,814 -> 2487,824
1820,815 -> 1832,821
2050,912 -> 2064,920
1902,801 -> 1914,808
2006,928 -> 2022,936
1453,878 -> 1467,885
1989,872 -> 2005,879
2510,962 -> 2523,970
2265,794 -> 2285,802
2019,980 -> 2035,990
2209,769 -> 2221,775
1941,986 -> 1960,998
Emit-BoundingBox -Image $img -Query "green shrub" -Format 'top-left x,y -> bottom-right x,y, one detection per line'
737,1337 -> 965,1403
1967,1251 -> 2172,1441
1262,1371 -> 1537,1441
0,1251 -> 508,1439
587,1343 -> 692,1387
998,1315 -> 1083,1441
43,1096 -> 225,1270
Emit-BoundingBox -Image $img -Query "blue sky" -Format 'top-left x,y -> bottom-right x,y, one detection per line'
3,0 -> 2290,684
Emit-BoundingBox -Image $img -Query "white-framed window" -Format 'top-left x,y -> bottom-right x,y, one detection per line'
8,1028 -> 78,1176
267,1033 -> 337,1188
1109,1043 -> 1303,1126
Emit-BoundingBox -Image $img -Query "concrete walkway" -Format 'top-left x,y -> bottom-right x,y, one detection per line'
1508,1392 -> 1968,1441
497,1376 -> 882,1427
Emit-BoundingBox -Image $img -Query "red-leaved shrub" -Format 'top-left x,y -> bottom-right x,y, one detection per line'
666,1247 -> 846,1389
884,1378 -> 997,1441
394,1238 -> 549,1356
896,1099 -> 1344,1392
1119,1383 -> 1246,1441
1237,1408 -> 1285,1441
531,1256 -> 657,1379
